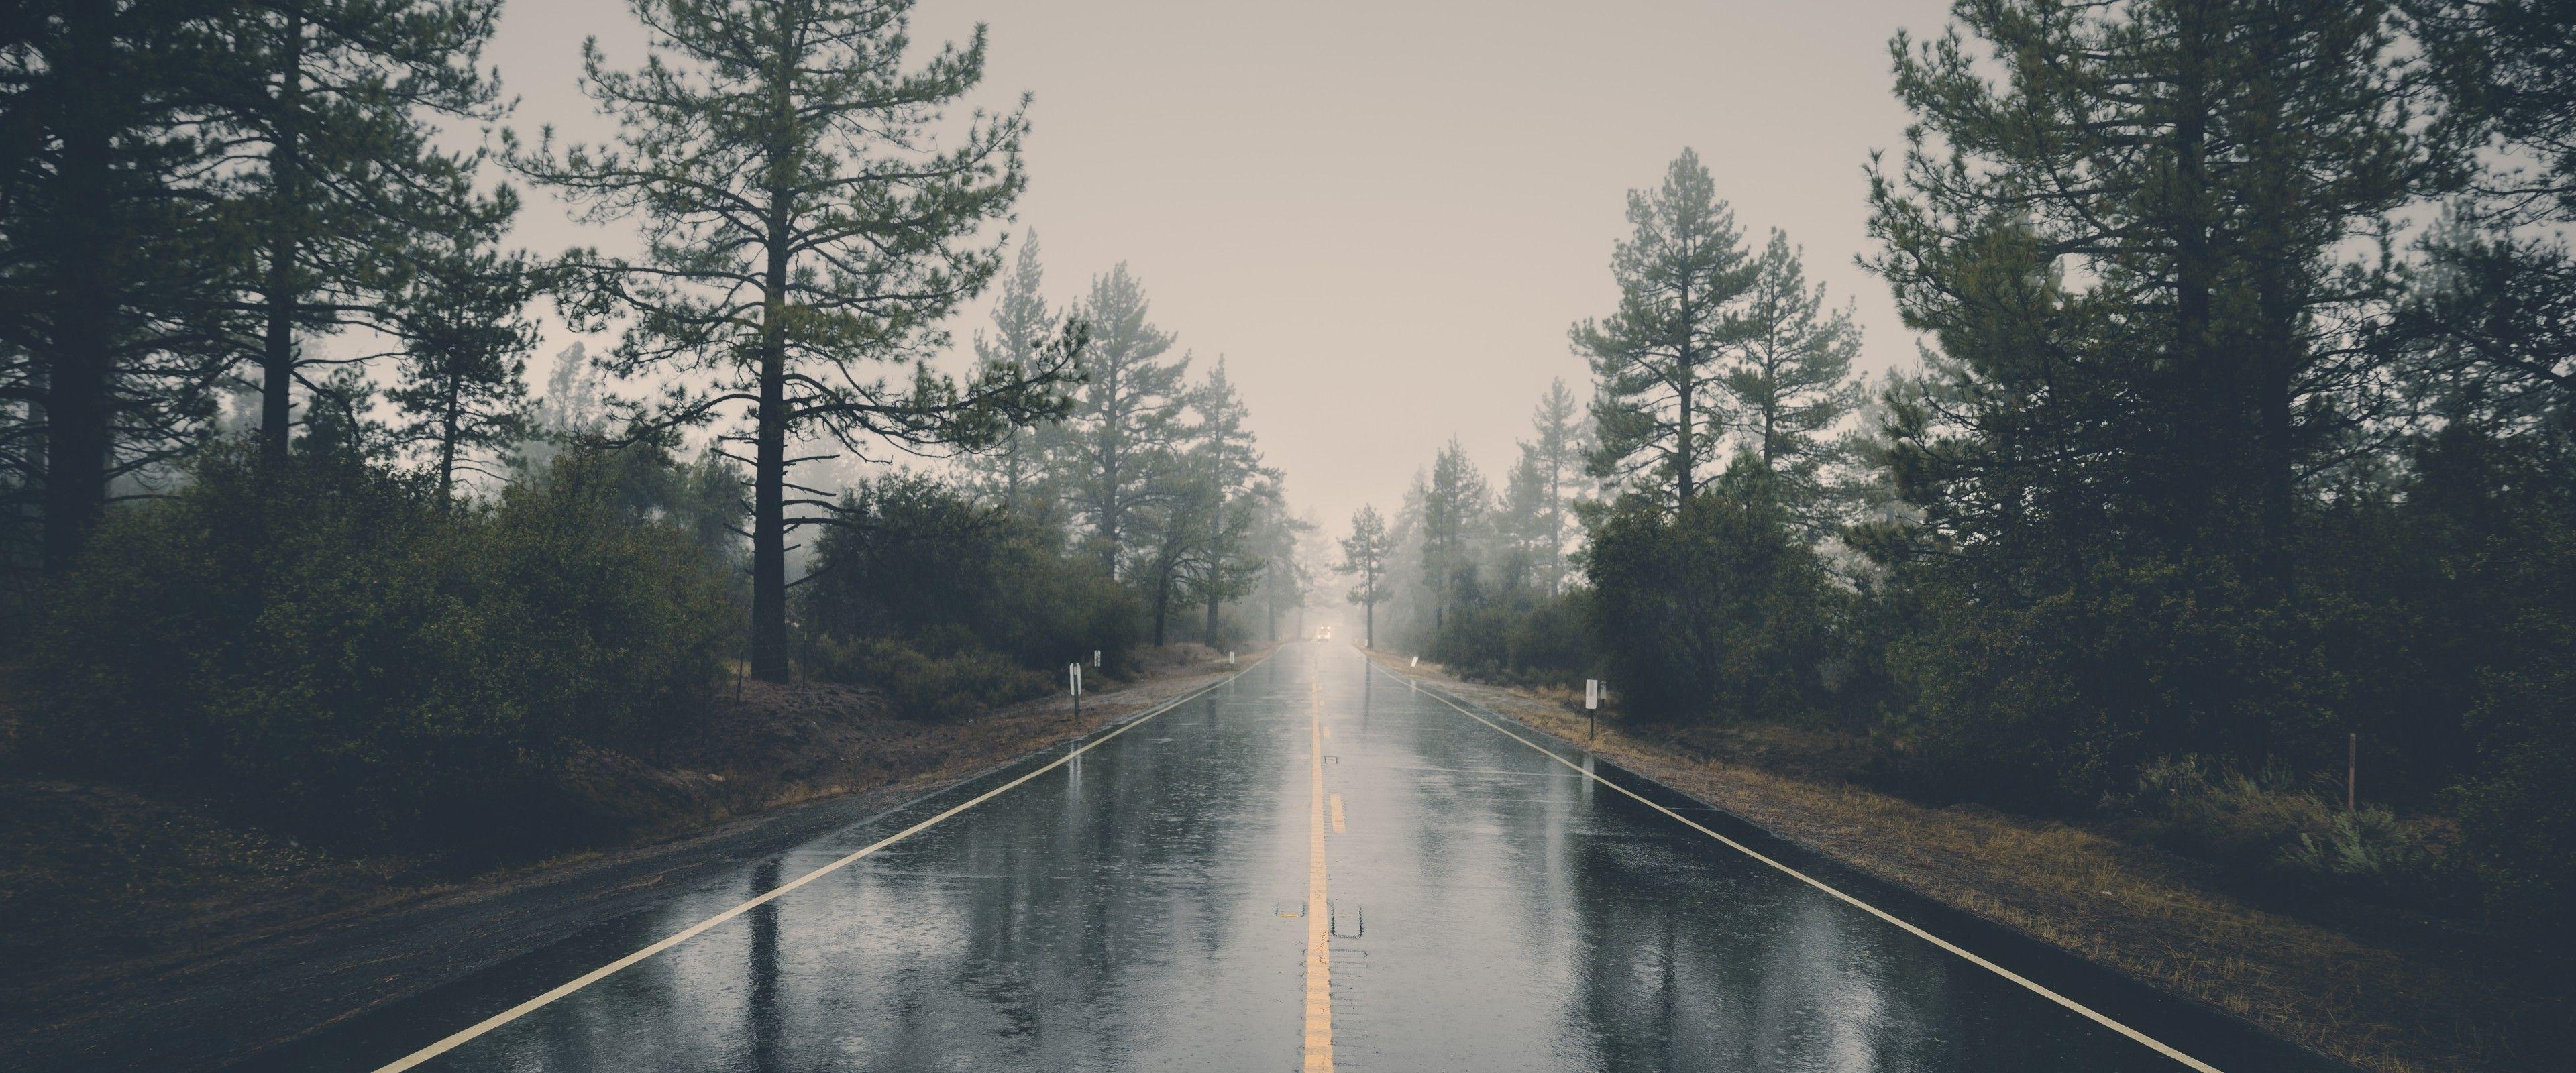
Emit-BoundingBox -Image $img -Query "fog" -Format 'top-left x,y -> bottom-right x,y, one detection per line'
487,0 -> 1951,529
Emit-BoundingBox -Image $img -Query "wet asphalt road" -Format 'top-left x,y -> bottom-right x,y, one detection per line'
241,642 -> 2265,1072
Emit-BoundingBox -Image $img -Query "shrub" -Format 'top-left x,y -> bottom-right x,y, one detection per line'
18,445 -> 734,856
806,636 -> 1049,722
1884,551 -> 2338,812
2452,659 -> 2576,925
1585,490 -> 1831,723
801,474 -> 1140,683
1424,587 -> 1595,688
2111,756 -> 2453,907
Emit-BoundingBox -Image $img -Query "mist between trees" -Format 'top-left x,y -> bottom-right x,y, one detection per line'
0,0 -> 1309,859
1341,2 -> 2576,942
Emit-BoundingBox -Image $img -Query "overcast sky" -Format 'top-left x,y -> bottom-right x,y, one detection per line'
485,0 -> 1957,535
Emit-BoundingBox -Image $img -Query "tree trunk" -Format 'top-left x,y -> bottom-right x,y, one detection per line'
2254,251 -> 2298,600
1675,375 -> 1694,511
436,368 -> 462,502
1003,427 -> 1021,505
1674,271 -> 1697,512
40,4 -> 115,572
750,219 -> 792,682
2170,1 -> 2220,544
259,12 -> 305,465
1203,433 -> 1224,647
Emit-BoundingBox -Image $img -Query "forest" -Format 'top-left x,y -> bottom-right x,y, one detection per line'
0,0 -> 1307,855
1349,0 -> 2576,939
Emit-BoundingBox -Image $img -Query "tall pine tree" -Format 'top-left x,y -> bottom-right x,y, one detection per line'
1576,148 -> 1756,512
961,234 -> 1071,517
1723,229 -> 1863,531
383,241 -> 539,501
1864,0 -> 2437,797
1057,263 -> 1189,575
1419,436 -> 1487,630
1336,504 -> 1391,649
1,1 -> 244,571
517,0 -> 1076,681
1521,378 -> 1587,594
1184,359 -> 1273,646
220,0 -> 513,464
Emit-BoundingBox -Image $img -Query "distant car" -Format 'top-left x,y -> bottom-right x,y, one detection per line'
1315,626 -> 1332,641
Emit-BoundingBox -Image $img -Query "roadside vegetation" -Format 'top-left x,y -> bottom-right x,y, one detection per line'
0,0 -> 1309,893
17,443 -> 735,856
1338,5 -> 2576,1066
1377,656 -> 2570,1073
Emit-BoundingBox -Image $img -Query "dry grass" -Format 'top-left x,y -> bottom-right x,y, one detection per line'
1371,651 -> 2569,1073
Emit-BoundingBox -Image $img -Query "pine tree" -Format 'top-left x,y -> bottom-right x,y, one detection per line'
384,242 -> 539,502
1863,0 -> 2439,793
1057,264 -> 1191,575
221,0 -> 515,465
963,234 -> 1070,516
1723,230 -> 1864,531
1522,377 -> 1587,594
1185,359 -> 1276,646
1496,447 -> 1552,594
1247,503 -> 1316,642
0,1 -> 244,571
1336,504 -> 1391,648
1575,148 -> 1756,512
1133,482 -> 1208,648
1420,436 -> 1487,630
516,0 -> 1076,681
2402,1 -> 2576,430
1868,0 -> 2431,600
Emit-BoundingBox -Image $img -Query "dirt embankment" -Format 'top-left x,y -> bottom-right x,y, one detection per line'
0,644 -> 1259,1064
1365,649 -> 2570,1073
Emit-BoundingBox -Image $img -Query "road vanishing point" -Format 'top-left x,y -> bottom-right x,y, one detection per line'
239,642 -> 2339,1072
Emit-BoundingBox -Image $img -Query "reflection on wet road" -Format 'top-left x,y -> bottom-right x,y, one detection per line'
249,644 -> 2210,1072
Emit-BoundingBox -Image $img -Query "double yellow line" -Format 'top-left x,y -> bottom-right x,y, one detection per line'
1303,667 -> 1335,1072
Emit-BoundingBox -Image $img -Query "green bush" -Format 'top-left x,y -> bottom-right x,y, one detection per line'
18,445 -> 734,856
2452,644 -> 2576,924
2112,756 -> 2452,906
1884,551 -> 2337,812
800,474 -> 1139,691
1585,490 -> 1831,723
806,636 -> 1049,721
1424,587 -> 1594,688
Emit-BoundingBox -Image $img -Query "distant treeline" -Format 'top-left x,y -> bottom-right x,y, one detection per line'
0,0 -> 1305,857
1348,2 -> 2576,933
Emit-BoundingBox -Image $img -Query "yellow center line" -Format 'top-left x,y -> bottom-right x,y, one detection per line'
1370,656 -> 2225,1073
367,661 -> 1268,1073
1303,672 -> 1334,1072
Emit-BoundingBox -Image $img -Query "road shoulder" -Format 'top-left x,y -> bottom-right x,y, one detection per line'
1,651 -> 1264,1072
1359,647 -> 2565,1073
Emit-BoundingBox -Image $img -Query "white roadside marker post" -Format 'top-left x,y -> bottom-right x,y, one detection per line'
1069,663 -> 1083,726
1229,650 -> 1236,665
1586,679 -> 1600,741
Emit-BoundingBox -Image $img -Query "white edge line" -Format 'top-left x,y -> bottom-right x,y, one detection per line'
1367,657 -> 2223,1073
370,661 -> 1265,1073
